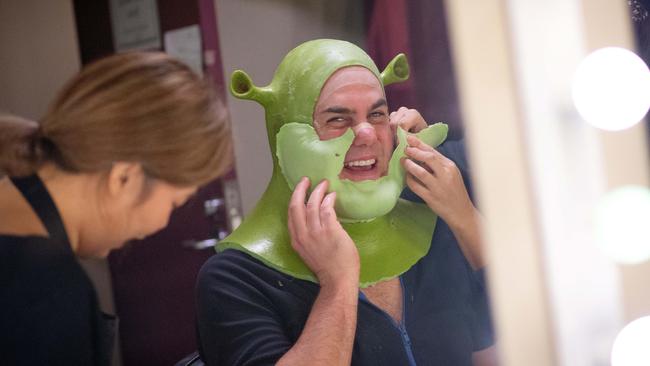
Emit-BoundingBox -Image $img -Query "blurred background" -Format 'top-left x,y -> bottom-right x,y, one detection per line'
0,0 -> 648,365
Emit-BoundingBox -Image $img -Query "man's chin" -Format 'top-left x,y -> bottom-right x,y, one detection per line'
333,171 -> 403,222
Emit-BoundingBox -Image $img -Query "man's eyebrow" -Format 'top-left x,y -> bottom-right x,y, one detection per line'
320,106 -> 354,114
370,99 -> 388,110
318,99 -> 387,115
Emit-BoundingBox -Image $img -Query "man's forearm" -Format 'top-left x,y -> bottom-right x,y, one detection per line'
448,207 -> 485,270
277,281 -> 358,366
473,345 -> 499,366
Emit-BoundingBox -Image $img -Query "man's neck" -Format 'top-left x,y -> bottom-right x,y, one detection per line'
361,277 -> 403,323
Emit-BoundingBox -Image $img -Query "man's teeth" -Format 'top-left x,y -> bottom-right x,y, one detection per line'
345,159 -> 376,167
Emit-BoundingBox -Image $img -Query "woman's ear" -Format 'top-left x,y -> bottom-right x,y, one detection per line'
106,162 -> 144,200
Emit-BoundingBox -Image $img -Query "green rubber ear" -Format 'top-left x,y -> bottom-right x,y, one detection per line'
230,70 -> 274,106
380,53 -> 410,86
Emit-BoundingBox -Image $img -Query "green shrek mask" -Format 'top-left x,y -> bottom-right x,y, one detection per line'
220,39 -> 448,287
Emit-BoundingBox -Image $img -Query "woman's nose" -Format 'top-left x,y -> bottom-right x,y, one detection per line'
352,122 -> 377,146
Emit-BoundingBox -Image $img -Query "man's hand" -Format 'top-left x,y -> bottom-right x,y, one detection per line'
279,177 -> 360,366
390,107 -> 428,134
402,135 -> 485,269
402,135 -> 473,224
287,177 -> 360,287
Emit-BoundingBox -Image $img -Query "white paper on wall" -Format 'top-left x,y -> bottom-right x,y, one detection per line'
164,25 -> 203,76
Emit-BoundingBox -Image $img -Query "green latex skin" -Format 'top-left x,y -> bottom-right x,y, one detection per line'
220,39 -> 446,287
276,122 -> 448,222
220,197 -> 436,287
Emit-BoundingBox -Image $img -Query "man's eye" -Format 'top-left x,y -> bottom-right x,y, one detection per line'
369,111 -> 388,122
327,116 -> 347,124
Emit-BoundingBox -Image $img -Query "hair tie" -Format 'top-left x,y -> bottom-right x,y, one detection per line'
35,123 -> 47,139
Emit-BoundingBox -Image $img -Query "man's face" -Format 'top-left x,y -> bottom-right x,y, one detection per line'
313,66 -> 393,182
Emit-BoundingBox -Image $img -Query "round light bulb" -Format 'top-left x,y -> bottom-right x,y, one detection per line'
594,185 -> 650,264
612,316 -> 650,366
572,47 -> 650,131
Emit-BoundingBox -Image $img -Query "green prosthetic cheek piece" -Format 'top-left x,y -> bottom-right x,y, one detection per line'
276,123 -> 354,191
411,122 -> 449,148
276,122 -> 449,222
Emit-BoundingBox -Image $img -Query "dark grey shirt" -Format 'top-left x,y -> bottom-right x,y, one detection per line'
196,140 -> 494,366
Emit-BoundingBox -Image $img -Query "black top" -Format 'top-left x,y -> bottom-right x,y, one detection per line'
196,140 -> 494,366
0,175 -> 115,366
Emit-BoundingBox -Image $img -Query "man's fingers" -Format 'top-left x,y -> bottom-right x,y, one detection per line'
287,208 -> 300,247
288,177 -> 310,241
406,135 -> 452,166
400,119 -> 416,132
407,146 -> 446,173
405,134 -> 434,151
306,180 -> 328,230
403,158 -> 436,186
320,192 -> 339,228
389,110 -> 404,135
414,141 -> 456,170
406,135 -> 455,173
393,108 -> 426,132
405,145 -> 435,162
405,174 -> 431,203
291,177 -> 309,204
401,110 -> 419,132
390,107 -> 408,127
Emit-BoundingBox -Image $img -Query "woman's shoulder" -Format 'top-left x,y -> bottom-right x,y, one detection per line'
1,233 -> 82,292
1,234 -> 93,331
0,234 -> 59,261
0,233 -> 101,366
0,177 -> 48,238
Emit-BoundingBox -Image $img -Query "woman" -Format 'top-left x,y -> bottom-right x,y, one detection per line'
0,52 -> 231,365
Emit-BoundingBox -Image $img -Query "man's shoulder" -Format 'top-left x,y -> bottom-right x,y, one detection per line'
197,249 -> 305,294
202,248 -> 263,269
199,249 -> 269,281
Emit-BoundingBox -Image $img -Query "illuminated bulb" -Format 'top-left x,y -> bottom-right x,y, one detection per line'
572,47 -> 650,131
594,185 -> 650,264
612,316 -> 650,366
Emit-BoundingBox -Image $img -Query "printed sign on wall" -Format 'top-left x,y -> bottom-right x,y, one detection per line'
110,0 -> 161,52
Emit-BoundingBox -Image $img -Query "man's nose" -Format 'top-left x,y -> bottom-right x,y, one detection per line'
352,122 -> 377,146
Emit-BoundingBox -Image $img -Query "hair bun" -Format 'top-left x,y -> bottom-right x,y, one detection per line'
0,115 -> 47,176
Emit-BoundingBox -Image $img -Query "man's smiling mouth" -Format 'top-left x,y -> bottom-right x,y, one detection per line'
340,156 -> 382,181
344,158 -> 376,170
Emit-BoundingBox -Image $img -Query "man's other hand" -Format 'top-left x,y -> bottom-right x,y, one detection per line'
402,135 -> 485,269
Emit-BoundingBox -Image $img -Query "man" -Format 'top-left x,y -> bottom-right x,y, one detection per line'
196,39 -> 496,365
